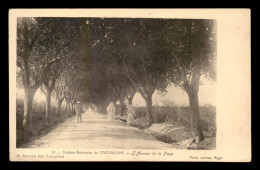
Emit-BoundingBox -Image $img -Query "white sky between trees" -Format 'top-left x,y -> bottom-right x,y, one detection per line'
16,75 -> 216,107
133,76 -> 216,107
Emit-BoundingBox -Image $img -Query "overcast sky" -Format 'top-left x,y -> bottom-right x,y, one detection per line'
17,75 -> 216,107
132,76 -> 216,106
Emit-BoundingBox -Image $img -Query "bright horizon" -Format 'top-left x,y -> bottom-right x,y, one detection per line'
16,75 -> 216,107
133,76 -> 216,107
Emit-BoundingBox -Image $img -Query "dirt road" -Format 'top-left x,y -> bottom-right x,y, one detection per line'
26,109 -> 174,149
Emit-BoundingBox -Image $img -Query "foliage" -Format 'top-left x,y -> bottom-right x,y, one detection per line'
16,17 -> 217,143
134,106 -> 216,135
16,98 -> 70,147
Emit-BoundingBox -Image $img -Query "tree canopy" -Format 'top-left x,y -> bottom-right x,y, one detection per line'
17,17 -> 216,142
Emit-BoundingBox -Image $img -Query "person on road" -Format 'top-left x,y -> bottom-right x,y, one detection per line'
75,101 -> 83,122
127,105 -> 135,125
106,102 -> 116,121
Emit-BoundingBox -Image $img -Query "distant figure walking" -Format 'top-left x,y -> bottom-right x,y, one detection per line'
106,102 -> 116,121
127,105 -> 135,125
75,101 -> 83,122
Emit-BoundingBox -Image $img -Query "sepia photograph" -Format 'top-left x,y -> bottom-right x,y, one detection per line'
9,9 -> 250,162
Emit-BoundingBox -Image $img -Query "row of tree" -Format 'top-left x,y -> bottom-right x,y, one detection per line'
17,18 -> 83,133
17,17 -> 216,143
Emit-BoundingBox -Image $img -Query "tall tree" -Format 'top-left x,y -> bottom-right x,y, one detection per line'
78,18 -> 171,121
165,20 -> 216,143
107,68 -> 128,116
54,52 -> 82,118
17,18 -> 60,133
118,19 -> 170,123
126,86 -> 137,106
17,18 -> 79,133
41,65 -> 58,123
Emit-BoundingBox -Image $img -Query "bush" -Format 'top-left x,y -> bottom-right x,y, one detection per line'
133,105 -> 216,134
134,107 -> 147,118
115,104 -> 127,116
131,117 -> 151,129
16,98 -> 69,148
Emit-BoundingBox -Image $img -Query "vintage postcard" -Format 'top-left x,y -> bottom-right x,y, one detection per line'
9,9 -> 251,162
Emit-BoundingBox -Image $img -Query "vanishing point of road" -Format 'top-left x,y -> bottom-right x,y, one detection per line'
26,109 -> 174,149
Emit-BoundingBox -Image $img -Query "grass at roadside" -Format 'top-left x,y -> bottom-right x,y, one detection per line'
116,105 -> 216,149
16,99 -> 74,148
117,105 -> 216,135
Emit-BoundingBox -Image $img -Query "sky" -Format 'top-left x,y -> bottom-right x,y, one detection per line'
132,76 -> 216,107
16,76 -> 216,107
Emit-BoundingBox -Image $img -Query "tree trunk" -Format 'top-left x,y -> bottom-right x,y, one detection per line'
188,90 -> 204,143
127,96 -> 133,105
144,95 -> 154,123
68,101 -> 71,115
97,105 -> 101,114
23,87 -> 36,135
112,101 -> 116,107
70,102 -> 72,115
71,102 -> 75,115
72,102 -> 74,114
65,102 -> 68,117
100,105 -> 106,114
119,98 -> 124,116
187,48 -> 204,143
45,90 -> 51,123
57,100 -> 63,118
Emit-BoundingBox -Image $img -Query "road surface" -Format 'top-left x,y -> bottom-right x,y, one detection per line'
26,109 -> 174,149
